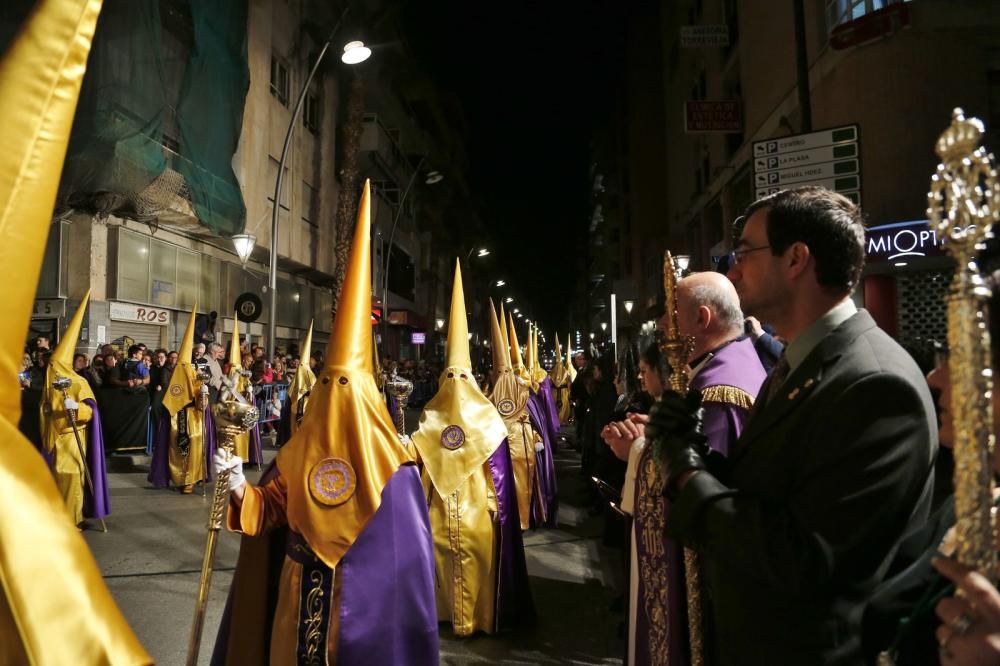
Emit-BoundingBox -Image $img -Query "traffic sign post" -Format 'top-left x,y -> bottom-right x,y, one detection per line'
751,124 -> 861,204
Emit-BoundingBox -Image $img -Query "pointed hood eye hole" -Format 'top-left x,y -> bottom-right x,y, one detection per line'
321,376 -> 330,384
338,376 -> 349,385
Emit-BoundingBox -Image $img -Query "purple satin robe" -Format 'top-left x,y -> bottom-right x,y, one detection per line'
488,440 -> 535,629
526,395 -> 559,528
630,337 -> 765,666
82,397 -> 110,519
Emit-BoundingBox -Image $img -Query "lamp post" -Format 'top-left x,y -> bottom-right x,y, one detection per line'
380,159 -> 443,358
267,10 -> 367,357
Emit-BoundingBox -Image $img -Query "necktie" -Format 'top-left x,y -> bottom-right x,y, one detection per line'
763,354 -> 790,405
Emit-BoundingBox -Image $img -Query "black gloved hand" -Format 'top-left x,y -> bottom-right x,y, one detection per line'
647,389 -> 708,497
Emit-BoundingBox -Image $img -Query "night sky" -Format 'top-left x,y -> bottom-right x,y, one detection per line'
401,1 -> 624,334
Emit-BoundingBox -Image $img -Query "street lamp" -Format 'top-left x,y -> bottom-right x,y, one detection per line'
675,254 -> 691,273
435,318 -> 445,330
232,233 -> 256,267
600,322 -> 607,332
267,9 -> 361,356
495,279 -> 505,287
624,300 -> 634,314
341,40 -> 371,64
380,157 -> 444,357
505,297 -> 513,304
465,247 -> 490,260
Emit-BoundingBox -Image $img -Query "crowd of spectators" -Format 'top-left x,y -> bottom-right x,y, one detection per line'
18,334 -> 322,452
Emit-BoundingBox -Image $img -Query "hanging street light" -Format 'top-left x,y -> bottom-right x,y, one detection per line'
232,233 -> 256,266
341,40 -> 372,64
624,299 -> 634,314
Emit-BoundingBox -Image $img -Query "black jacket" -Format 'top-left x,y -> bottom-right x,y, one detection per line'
667,310 -> 938,666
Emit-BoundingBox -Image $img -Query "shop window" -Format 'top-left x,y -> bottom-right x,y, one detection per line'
118,231 -> 150,302
200,255 -> 220,313
176,248 -> 200,308
149,238 -> 177,306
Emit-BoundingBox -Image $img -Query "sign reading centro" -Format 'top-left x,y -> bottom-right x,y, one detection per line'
865,219 -> 975,262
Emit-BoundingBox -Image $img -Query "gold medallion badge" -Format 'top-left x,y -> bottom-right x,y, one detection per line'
441,424 -> 466,450
309,457 -> 356,506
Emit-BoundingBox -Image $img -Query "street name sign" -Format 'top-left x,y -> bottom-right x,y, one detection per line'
752,124 -> 861,203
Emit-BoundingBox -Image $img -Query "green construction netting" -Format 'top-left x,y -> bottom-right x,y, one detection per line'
54,0 -> 250,237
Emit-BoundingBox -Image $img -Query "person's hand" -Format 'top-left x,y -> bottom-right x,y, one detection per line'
213,450 -> 245,492
646,390 -> 708,495
746,316 -> 765,339
933,556 -> 1000,665
62,398 -> 79,411
602,420 -> 642,462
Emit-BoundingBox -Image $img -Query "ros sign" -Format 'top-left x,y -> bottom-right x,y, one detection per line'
109,301 -> 170,325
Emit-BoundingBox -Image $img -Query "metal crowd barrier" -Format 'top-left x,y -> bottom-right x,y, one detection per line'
255,382 -> 289,424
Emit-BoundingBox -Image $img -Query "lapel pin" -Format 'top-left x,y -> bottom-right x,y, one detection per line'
788,387 -> 800,400
803,378 -> 815,388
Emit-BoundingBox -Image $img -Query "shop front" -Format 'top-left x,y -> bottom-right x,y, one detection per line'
862,219 -> 953,346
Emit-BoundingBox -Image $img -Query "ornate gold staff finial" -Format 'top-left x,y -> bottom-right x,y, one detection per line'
928,108 -> 1000,581
662,250 -> 695,392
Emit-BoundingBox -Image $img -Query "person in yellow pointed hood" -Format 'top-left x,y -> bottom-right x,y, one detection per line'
283,319 -> 316,441
412,261 -> 533,635
530,326 -> 549,387
488,300 -> 541,531
508,313 -> 532,387
0,1 -> 152,662
223,315 -> 263,465
39,290 -> 110,526
148,304 -> 215,493
213,180 -> 438,665
550,334 -> 573,423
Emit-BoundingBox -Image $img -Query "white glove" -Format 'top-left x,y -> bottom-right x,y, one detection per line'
535,440 -> 545,453
213,449 -> 245,492
63,398 -> 79,411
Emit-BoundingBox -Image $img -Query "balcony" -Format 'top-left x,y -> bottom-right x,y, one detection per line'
361,114 -> 416,189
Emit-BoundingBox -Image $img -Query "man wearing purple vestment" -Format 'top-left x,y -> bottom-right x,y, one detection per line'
604,271 -> 765,666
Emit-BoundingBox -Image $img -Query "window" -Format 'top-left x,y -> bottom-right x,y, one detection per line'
303,90 -> 320,133
302,181 -> 318,227
266,157 -> 290,210
270,55 -> 289,106
115,228 -> 218,310
826,0 -> 911,30
150,239 -> 177,306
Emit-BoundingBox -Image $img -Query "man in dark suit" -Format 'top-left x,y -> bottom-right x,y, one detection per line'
649,186 -> 938,665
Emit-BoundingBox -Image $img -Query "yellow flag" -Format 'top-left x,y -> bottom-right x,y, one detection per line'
0,1 -> 151,663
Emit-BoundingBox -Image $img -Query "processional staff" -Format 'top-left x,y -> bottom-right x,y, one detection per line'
929,108 -> 1000,581
658,251 -> 706,666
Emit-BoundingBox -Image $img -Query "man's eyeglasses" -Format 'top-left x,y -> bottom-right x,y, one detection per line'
729,244 -> 771,265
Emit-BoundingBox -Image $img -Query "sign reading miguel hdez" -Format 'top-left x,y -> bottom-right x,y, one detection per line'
753,124 -> 861,205
864,219 -> 973,262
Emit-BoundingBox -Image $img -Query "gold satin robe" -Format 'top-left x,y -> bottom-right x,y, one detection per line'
40,400 -> 93,525
421,461 -> 500,636
167,406 -> 207,488
229,372 -> 252,461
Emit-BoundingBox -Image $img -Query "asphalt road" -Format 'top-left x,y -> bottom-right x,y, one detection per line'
84,419 -> 625,665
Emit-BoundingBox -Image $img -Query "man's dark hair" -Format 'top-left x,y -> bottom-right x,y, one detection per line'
744,186 -> 865,294
127,344 -> 142,357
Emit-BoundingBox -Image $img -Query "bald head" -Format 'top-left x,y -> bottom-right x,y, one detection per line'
673,272 -> 744,357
